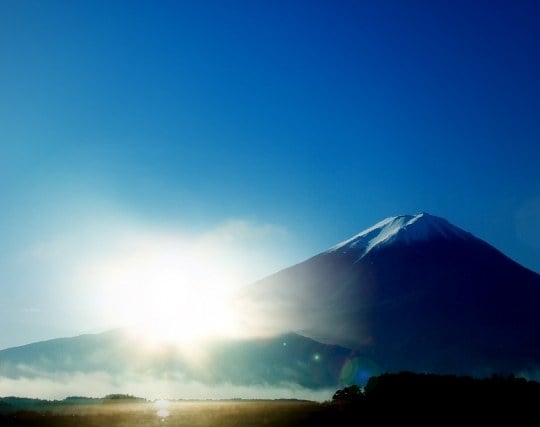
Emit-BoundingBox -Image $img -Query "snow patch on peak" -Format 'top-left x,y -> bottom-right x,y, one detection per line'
327,212 -> 471,258
397,212 -> 471,243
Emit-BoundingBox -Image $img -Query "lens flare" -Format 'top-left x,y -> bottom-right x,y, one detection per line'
339,357 -> 379,386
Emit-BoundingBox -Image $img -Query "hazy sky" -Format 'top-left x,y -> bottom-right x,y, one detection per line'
1,0 -> 539,349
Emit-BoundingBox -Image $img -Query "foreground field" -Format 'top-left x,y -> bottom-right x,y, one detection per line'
0,400 -> 352,427
3,373 -> 540,425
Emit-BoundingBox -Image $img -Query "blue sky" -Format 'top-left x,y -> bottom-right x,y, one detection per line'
1,0 -> 539,348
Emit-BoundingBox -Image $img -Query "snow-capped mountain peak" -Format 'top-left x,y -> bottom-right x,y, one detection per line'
327,212 -> 471,257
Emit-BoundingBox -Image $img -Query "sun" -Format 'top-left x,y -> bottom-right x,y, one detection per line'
95,235 -> 243,345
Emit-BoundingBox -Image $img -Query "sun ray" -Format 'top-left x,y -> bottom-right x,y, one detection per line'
92,235 -> 244,346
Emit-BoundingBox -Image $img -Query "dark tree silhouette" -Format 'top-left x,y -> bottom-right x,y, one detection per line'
332,385 -> 364,402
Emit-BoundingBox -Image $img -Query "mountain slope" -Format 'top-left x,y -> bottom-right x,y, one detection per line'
236,212 -> 540,377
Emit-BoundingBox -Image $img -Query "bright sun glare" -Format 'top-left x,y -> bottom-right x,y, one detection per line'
94,235 -> 244,345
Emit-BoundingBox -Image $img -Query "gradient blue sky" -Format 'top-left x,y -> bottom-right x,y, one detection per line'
1,0 -> 539,348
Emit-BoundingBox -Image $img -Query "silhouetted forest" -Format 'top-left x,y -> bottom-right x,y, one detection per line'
324,371 -> 540,424
1,372 -> 539,425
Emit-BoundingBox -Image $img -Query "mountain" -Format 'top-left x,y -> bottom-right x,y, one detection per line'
0,329 -> 357,390
2,212 -> 539,394
236,212 -> 540,378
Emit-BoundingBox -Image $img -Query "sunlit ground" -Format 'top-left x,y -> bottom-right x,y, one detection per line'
4,400 -> 327,427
